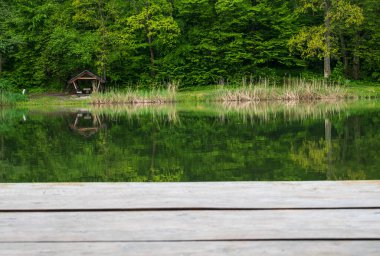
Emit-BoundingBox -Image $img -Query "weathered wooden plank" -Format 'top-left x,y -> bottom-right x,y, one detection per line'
1,241 -> 380,256
1,210 -> 379,242
0,181 -> 379,210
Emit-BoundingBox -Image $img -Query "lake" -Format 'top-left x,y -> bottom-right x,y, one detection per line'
1,100 -> 379,182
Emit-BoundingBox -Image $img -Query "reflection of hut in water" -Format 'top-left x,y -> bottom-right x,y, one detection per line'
69,110 -> 106,138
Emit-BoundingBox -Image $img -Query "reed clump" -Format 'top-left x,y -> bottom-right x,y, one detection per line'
0,91 -> 28,106
216,78 -> 349,102
90,82 -> 178,105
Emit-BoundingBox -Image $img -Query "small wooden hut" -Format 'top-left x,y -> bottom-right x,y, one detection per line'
68,70 -> 105,95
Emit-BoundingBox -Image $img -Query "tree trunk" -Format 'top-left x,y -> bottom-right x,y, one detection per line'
341,121 -> 349,161
325,118 -> 333,179
0,136 -> 4,161
353,55 -> 360,80
325,119 -> 332,150
324,0 -> 332,79
0,53 -> 3,74
339,33 -> 349,78
168,0 -> 174,15
146,25 -> 155,77
352,33 -> 361,80
353,116 -> 360,163
145,1 -> 155,77
97,0 -> 107,82
149,130 -> 157,181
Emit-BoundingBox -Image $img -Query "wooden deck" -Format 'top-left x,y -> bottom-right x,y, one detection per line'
0,181 -> 379,255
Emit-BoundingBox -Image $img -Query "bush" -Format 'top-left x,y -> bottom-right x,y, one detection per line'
331,61 -> 345,83
0,78 -> 14,92
0,79 -> 28,105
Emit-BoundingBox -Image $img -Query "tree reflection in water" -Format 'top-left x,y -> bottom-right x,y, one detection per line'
0,101 -> 379,182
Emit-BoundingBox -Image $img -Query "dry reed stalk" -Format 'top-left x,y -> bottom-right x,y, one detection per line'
216,78 -> 348,102
89,82 -> 177,105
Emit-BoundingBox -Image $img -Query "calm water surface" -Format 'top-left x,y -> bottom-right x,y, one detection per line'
1,101 -> 379,182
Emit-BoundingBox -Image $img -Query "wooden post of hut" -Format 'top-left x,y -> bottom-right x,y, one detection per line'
68,70 -> 105,95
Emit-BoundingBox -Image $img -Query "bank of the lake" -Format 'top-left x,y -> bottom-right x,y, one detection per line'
9,82 -> 380,107
177,81 -> 380,102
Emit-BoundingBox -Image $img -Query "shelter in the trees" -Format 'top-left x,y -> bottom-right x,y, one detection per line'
68,70 -> 105,95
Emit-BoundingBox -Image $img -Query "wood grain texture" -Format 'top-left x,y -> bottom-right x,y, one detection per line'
1,181 -> 379,210
1,241 -> 380,256
1,210 -> 379,242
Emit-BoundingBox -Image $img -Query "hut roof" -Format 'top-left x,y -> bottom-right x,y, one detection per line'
68,70 -> 105,84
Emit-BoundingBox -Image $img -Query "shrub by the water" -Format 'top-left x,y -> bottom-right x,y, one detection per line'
0,79 -> 28,105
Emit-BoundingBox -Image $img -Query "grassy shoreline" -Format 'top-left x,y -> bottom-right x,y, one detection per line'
5,80 -> 380,106
177,82 -> 380,102
89,85 -> 177,105
216,78 -> 349,101
0,91 -> 28,106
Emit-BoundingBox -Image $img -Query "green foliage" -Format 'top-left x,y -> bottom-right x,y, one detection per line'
0,78 -> 27,105
289,0 -> 371,79
0,0 -> 379,88
0,78 -> 14,91
358,0 -> 380,81
331,61 -> 345,82
290,1 -> 364,55
289,26 -> 328,59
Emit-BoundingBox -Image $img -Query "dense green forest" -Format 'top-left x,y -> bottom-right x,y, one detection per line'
0,0 -> 379,90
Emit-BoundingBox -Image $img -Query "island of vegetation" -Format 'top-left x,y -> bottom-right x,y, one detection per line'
0,0 -> 379,105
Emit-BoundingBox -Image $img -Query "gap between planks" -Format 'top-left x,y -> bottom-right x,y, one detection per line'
1,241 -> 380,256
1,206 -> 380,213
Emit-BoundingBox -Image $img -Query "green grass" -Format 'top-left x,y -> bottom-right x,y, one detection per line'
90,82 -> 177,105
10,79 -> 380,106
181,78 -> 349,102
177,85 -> 220,102
0,92 -> 28,106
178,79 -> 380,102
344,81 -> 380,98
214,85 -> 347,102
19,95 -> 89,107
